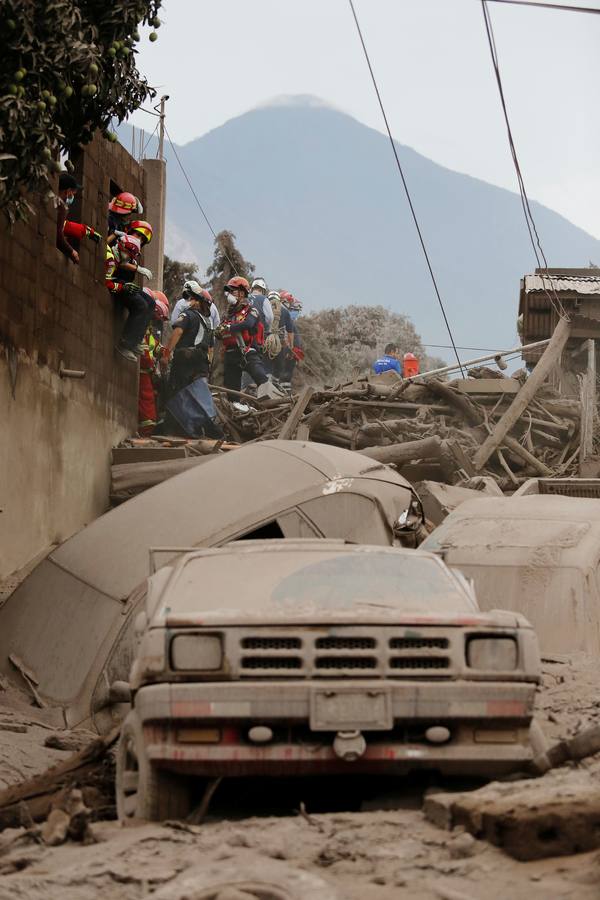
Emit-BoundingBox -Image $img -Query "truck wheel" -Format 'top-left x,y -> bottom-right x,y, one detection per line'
116,712 -> 192,821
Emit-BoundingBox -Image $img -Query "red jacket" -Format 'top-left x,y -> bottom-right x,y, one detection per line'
222,304 -> 264,350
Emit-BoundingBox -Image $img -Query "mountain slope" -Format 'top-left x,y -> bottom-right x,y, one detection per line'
124,99 -> 600,348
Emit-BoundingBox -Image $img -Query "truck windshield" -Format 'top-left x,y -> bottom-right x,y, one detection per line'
167,549 -> 474,614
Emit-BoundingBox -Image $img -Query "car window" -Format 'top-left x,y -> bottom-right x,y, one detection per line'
164,550 -> 473,615
299,494 -> 389,545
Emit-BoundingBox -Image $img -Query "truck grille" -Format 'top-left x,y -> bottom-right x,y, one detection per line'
235,628 -> 454,678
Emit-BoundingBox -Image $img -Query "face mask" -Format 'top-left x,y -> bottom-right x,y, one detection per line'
66,196 -> 75,207
226,293 -> 237,307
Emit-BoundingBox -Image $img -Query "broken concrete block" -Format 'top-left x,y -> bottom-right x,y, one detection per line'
414,481 -> 486,526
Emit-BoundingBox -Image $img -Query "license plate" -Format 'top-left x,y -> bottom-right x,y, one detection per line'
310,688 -> 392,732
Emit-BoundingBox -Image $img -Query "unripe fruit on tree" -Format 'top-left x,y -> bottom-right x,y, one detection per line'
152,16 -> 161,26
42,89 -> 50,99
120,46 -> 131,55
42,147 -> 52,159
6,19 -> 16,29
89,62 -> 99,76
37,100 -> 47,111
107,47 -> 116,58
14,69 -> 25,82
149,31 -> 158,41
107,131 -> 118,143
63,85 -> 74,98
88,83 -> 97,95
48,94 -> 57,106
133,31 -> 140,41
8,85 -> 17,95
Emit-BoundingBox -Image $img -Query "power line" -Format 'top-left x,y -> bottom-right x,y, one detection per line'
480,1 -> 566,318
347,0 -> 464,375
424,344 -> 500,352
484,0 -> 600,13
163,124 -> 240,276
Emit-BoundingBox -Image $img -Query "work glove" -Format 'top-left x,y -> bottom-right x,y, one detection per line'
292,346 -> 305,362
137,266 -> 152,279
122,282 -> 139,294
215,324 -> 229,339
85,226 -> 102,244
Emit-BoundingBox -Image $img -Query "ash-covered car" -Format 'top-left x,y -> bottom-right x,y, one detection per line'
117,540 -> 543,821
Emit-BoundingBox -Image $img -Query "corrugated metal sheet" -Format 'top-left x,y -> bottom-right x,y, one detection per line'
524,274 -> 600,295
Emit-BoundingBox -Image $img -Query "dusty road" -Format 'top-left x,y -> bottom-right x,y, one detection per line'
0,654 -> 599,899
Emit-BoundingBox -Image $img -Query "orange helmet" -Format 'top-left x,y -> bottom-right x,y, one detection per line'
108,192 -> 140,215
225,276 -> 250,295
127,220 -> 153,245
152,290 -> 170,321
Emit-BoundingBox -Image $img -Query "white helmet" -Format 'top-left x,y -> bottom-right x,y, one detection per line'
183,280 -> 203,299
251,277 -> 267,293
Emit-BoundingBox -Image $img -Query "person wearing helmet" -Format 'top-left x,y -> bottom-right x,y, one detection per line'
138,289 -> 169,435
126,220 -> 153,247
56,172 -> 102,264
215,277 -> 268,392
105,233 -> 155,362
160,286 -> 224,439
107,192 -> 143,247
277,293 -> 304,390
171,280 -> 221,332
249,277 -> 274,334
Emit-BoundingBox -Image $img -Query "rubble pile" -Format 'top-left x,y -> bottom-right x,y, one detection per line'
210,372 -> 582,491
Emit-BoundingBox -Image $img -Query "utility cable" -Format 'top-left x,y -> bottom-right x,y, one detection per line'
164,124 -> 240,276
347,0 -> 464,375
481,1 -> 567,319
484,0 -> 600,13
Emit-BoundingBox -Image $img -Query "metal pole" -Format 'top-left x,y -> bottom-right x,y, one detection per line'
410,338 -> 552,382
158,95 -> 168,160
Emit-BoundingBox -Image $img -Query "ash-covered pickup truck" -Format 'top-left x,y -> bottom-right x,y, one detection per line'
116,540 -> 543,821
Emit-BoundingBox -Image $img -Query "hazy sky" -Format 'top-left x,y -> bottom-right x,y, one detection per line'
131,0 -> 600,238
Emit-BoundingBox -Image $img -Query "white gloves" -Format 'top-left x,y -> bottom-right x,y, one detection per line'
137,266 -> 152,279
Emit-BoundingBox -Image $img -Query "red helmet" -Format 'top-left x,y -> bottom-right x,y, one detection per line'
127,220 -> 153,245
279,290 -> 292,307
117,233 -> 141,259
225,276 -> 250,295
108,192 -> 141,215
152,290 -> 170,321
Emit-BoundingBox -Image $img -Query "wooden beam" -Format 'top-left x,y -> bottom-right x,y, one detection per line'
278,386 -> 315,440
579,339 -> 596,474
472,317 -> 571,471
453,378 -> 521,395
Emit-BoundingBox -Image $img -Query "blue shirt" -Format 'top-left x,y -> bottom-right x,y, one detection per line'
372,355 -> 402,375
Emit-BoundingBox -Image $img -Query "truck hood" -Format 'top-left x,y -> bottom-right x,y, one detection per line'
159,607 -> 526,629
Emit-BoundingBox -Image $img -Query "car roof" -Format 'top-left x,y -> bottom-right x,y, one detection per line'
47,440 -> 413,601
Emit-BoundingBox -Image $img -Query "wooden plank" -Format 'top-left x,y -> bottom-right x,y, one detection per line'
278,386 -> 315,440
111,446 -> 188,464
579,339 -> 596,474
453,378 -> 520,395
472,317 -> 571,471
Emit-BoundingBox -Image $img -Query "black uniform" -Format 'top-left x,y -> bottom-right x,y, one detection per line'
168,307 -> 213,397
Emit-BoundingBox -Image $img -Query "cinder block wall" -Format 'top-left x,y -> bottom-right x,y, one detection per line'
0,135 -> 146,579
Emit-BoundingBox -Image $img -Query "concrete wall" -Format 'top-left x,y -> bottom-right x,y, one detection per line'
0,135 -> 146,578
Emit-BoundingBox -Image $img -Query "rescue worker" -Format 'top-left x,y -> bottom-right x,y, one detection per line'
106,191 -> 144,247
160,286 -> 224,438
266,291 -> 295,383
243,277 -> 274,390
278,293 -> 304,389
372,343 -> 402,375
248,277 -> 273,334
138,291 -> 169,435
105,232 -> 154,362
56,173 -> 102,264
215,276 -> 268,392
171,280 -> 221,331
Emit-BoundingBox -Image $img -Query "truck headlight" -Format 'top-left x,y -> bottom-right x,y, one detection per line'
171,634 -> 223,671
467,636 -> 518,671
